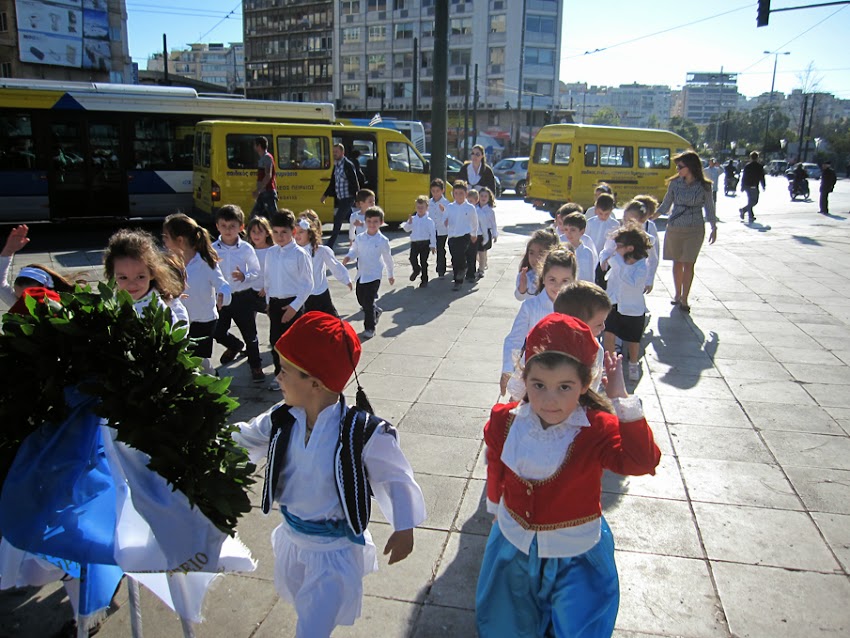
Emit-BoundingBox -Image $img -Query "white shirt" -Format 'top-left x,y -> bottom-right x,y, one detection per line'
345,230 -> 394,284
585,215 -> 620,254
488,398 -> 645,558
514,269 -> 538,301
502,292 -> 555,374
705,165 -> 723,191
445,201 -> 479,238
309,244 -> 350,295
402,213 -> 437,248
264,241 -> 313,311
476,204 -> 498,243
605,253 -> 649,317
644,220 -> 660,286
252,246 -> 270,293
570,240 -> 598,283
132,288 -> 170,317
233,400 -> 427,540
167,297 -> 190,326
428,195 -> 451,236
0,255 -> 17,306
183,253 -> 231,323
212,237 -> 261,294
349,208 -> 365,243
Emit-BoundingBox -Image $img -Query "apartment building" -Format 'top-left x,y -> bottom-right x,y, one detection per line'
146,42 -> 245,93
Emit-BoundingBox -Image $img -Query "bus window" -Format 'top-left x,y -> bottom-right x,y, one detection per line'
584,144 -> 597,167
553,143 -> 572,165
227,134 -> 268,169
276,136 -> 329,170
0,114 -> 36,170
134,116 -> 193,170
386,141 -> 425,173
533,142 -> 552,165
600,145 -> 633,168
638,147 -> 670,169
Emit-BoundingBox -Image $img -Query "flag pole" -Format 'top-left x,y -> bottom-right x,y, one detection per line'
128,577 -> 144,638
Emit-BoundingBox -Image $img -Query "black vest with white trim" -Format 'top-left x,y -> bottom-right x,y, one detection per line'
260,402 -> 395,537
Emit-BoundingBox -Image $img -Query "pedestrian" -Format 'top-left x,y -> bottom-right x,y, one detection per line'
585,182 -> 614,218
559,210 -> 599,284
210,205 -> 265,382
444,180 -> 479,291
657,151 -> 717,313
705,157 -> 722,203
350,188 -> 375,245
232,311 -> 426,638
251,136 -> 278,217
585,193 -> 619,290
428,178 -> 451,277
295,209 -> 352,317
514,229 -> 561,301
321,143 -> 361,249
246,216 -> 274,313
632,195 -> 661,293
475,186 -> 498,278
402,195 -> 437,288
739,151 -> 766,222
162,214 -> 232,374
263,209 -> 314,389
500,249 -> 576,396
600,224 -> 654,381
458,144 -> 498,194
820,160 -> 837,215
342,206 -> 394,339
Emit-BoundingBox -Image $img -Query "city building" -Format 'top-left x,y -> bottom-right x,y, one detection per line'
680,71 -> 740,125
0,0 -> 132,82
146,42 -> 244,93
559,82 -> 673,128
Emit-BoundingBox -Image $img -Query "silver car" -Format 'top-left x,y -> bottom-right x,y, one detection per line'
492,157 -> 529,197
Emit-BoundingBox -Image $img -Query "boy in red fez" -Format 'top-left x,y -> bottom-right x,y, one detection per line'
232,311 -> 426,638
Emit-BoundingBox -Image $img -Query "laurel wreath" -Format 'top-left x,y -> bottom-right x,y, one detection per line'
0,283 -> 255,536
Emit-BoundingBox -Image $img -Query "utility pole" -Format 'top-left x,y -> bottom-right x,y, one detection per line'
797,93 -> 808,162
472,64 -> 479,147
162,34 -> 169,85
803,93 -> 816,162
463,63 -> 470,160
412,38 -> 418,121
430,0 -> 448,182
763,50 -> 790,153
514,0 -> 528,153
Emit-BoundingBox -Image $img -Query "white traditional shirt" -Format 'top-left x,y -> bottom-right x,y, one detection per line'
445,201 -> 479,238
0,255 -> 17,306
571,240 -> 599,283
309,244 -> 350,295
402,214 -> 437,248
252,246 -> 270,294
585,215 -> 620,254
345,231 -> 393,285
212,237 -> 261,294
264,241 -> 313,310
183,253 -> 231,323
349,207 -> 366,244
605,253 -> 649,317
502,291 -> 555,374
428,195 -> 451,236
476,204 -> 498,244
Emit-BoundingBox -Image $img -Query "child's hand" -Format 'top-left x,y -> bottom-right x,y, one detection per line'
258,288 -> 266,298
471,235 -> 478,243
644,284 -> 653,294
388,277 -> 395,285
493,237 -> 497,243
342,257 -> 350,265
408,215 -> 414,223
216,293 -> 224,310
384,529 -> 414,565
444,220 -> 449,228
602,352 -> 628,399
518,267 -> 528,294
430,248 -> 436,254
499,372 -> 511,396
2,225 -> 30,257
601,260 -> 609,271
282,305 -> 297,323
354,219 -> 363,227
439,203 -> 445,212
232,266 -> 245,282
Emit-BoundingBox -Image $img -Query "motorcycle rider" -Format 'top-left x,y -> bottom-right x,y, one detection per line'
724,159 -> 738,195
791,163 -> 809,198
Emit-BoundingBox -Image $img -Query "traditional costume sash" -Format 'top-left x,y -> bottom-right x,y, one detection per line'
280,506 -> 365,545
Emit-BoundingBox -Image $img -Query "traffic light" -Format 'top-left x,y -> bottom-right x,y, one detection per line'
757,0 -> 770,27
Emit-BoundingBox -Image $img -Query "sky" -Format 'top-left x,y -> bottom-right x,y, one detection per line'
126,0 -> 850,100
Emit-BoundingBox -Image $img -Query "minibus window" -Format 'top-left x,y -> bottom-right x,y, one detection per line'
533,143 -> 552,165
226,134 -> 269,170
599,145 -> 633,168
553,143 -> 571,165
387,141 -> 425,173
638,147 -> 670,169
276,136 -> 328,170
202,133 -> 211,168
584,144 -> 597,167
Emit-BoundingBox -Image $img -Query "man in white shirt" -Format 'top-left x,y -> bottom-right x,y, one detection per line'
444,181 -> 479,291
705,157 -> 723,203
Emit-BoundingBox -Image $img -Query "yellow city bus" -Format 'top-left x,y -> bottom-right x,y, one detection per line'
193,121 -> 430,223
526,124 -> 691,214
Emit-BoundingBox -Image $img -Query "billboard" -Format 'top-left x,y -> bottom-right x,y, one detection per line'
16,0 -> 111,70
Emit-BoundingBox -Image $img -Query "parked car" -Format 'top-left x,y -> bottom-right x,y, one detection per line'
766,159 -> 788,176
423,153 -> 502,197
785,162 -> 822,181
492,157 -> 529,197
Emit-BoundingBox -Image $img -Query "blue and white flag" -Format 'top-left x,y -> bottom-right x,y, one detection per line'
369,113 -> 383,126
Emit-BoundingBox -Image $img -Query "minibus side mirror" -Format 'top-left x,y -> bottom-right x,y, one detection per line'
423,160 -> 430,172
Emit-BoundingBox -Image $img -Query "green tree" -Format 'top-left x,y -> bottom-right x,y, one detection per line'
668,117 -> 699,147
645,114 -> 660,129
590,107 -> 621,126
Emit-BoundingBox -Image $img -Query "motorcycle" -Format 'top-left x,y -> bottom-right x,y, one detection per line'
788,175 -> 809,201
724,172 -> 739,196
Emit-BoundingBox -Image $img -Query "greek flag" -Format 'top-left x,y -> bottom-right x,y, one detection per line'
369,113 -> 383,126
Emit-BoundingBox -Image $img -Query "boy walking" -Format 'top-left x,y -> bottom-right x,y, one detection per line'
444,180 -> 479,291
212,205 -> 265,381
585,193 -> 619,289
402,196 -> 437,288
343,207 -> 395,338
428,178 -> 451,277
560,210 -> 599,283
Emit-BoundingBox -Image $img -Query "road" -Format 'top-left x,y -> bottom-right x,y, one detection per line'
2,175 -> 850,637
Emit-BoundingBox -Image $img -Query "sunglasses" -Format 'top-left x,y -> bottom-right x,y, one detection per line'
676,164 -> 686,170
471,151 -> 482,156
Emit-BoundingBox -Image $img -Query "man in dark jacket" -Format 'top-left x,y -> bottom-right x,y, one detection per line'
321,143 -> 361,249
820,160 -> 837,215
739,151 -> 766,223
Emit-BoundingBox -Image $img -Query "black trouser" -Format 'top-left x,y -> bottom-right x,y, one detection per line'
435,234 -> 448,276
251,191 -> 278,218
820,189 -> 831,213
355,279 -> 381,331
268,296 -> 303,375
595,263 -> 608,291
304,289 -> 339,317
188,319 -> 217,359
326,197 -> 353,249
214,290 -> 262,368
465,237 -> 478,279
448,234 -> 471,284
409,239 -> 431,282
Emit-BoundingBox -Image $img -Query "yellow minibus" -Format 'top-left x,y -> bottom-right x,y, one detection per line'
193,121 -> 430,223
526,124 -> 691,213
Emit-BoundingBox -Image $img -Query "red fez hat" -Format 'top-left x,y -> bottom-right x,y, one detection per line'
274,311 -> 361,393
8,287 -> 61,316
525,314 -> 598,370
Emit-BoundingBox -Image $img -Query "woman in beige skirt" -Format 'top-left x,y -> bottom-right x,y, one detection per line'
656,151 -> 717,312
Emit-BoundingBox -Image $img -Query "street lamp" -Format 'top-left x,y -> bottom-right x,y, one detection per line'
763,50 -> 791,153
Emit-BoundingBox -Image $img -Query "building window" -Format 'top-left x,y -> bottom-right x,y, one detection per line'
0,62 -> 12,78
394,52 -> 413,69
421,22 -> 434,38
0,13 -> 8,32
393,0 -> 407,8
368,25 -> 386,42
489,15 -> 506,33
487,79 -> 503,96
525,47 -> 554,66
420,51 -> 432,69
342,56 -> 360,73
343,28 -> 361,43
341,1 -> 361,14
343,83 -> 360,97
395,22 -> 413,39
420,81 -> 432,98
526,15 -> 556,33
368,54 -> 386,72
449,80 -> 466,96
489,47 -> 504,65
367,0 -> 387,10
450,49 -> 471,67
393,81 -> 412,98
450,18 -> 472,35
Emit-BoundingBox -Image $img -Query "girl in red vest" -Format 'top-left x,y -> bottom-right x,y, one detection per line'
477,314 -> 661,637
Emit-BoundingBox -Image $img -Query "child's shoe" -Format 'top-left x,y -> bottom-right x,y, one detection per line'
409,269 -> 420,282
476,270 -> 484,279
628,362 -> 640,382
361,329 -> 375,339
268,379 -> 281,392
219,344 -> 244,365
419,279 -> 428,288
251,367 -> 265,382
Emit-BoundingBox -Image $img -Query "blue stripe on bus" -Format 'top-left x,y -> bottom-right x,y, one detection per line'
52,94 -> 85,110
127,170 -> 181,195
0,172 -> 48,196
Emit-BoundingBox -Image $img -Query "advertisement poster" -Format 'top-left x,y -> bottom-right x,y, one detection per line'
17,27 -> 82,68
16,0 -> 111,70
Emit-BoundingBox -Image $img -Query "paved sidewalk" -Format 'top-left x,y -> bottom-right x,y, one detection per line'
2,177 -> 850,637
